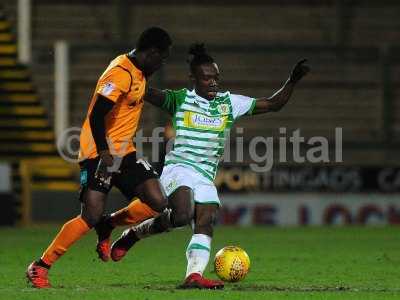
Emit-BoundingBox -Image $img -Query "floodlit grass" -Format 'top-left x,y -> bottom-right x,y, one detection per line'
1,225 -> 399,299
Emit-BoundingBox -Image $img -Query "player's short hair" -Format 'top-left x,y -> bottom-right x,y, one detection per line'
187,43 -> 214,74
136,27 -> 172,52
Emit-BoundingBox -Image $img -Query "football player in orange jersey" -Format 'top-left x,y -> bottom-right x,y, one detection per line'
26,27 -> 172,288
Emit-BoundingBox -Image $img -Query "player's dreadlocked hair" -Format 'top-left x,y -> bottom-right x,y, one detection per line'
188,43 -> 214,74
136,27 -> 172,52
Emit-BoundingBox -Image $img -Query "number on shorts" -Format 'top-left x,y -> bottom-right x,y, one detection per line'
136,158 -> 152,171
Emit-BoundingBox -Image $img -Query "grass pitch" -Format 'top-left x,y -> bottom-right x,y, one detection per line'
0,225 -> 399,300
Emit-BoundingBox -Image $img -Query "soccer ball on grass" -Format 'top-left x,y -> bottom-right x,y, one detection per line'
214,246 -> 250,282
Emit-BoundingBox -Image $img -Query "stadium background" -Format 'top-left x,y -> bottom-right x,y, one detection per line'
1,0 -> 399,226
0,1 -> 400,299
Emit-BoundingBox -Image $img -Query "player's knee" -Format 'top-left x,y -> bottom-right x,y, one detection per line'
146,194 -> 168,213
82,214 -> 101,227
81,211 -> 102,227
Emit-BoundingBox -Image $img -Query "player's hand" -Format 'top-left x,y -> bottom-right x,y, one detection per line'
288,59 -> 310,84
95,151 -> 113,189
99,150 -> 113,167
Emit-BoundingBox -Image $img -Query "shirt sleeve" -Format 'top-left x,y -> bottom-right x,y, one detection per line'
230,94 -> 256,119
96,67 -> 131,103
162,89 -> 187,115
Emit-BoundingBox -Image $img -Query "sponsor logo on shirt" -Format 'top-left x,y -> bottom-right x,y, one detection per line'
184,111 -> 227,131
101,82 -> 114,96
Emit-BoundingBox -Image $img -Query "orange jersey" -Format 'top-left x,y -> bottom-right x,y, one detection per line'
79,54 -> 146,161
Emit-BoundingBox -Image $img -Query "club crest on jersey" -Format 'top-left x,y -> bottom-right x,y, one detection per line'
217,104 -> 230,115
184,111 -> 227,131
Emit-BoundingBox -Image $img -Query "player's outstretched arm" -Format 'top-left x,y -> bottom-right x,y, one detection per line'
144,87 -> 166,108
252,59 -> 310,115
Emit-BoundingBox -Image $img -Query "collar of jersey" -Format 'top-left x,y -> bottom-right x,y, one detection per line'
189,89 -> 214,105
123,53 -> 144,80
189,89 -> 230,105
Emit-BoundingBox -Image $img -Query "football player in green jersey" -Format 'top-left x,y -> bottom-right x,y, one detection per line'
96,43 -> 309,289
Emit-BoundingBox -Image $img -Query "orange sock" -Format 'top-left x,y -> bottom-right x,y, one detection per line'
41,216 -> 90,266
110,198 -> 159,227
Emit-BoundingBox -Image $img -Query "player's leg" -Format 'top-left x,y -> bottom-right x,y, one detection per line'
180,182 -> 224,289
95,198 -> 163,259
95,153 -> 169,261
186,203 -> 218,275
95,181 -> 167,261
133,185 -> 194,237
97,156 -> 168,232
26,158 -> 110,288
26,188 -> 107,288
181,203 -> 224,289
110,186 -> 193,261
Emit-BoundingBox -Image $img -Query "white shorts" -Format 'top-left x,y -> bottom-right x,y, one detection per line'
160,164 -> 220,205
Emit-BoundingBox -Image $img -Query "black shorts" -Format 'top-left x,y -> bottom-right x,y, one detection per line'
79,151 -> 158,201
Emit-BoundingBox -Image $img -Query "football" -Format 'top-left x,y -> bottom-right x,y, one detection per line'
214,246 -> 250,282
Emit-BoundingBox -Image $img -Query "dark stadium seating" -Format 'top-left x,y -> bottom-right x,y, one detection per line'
0,1 -> 399,224
1,0 -> 399,165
